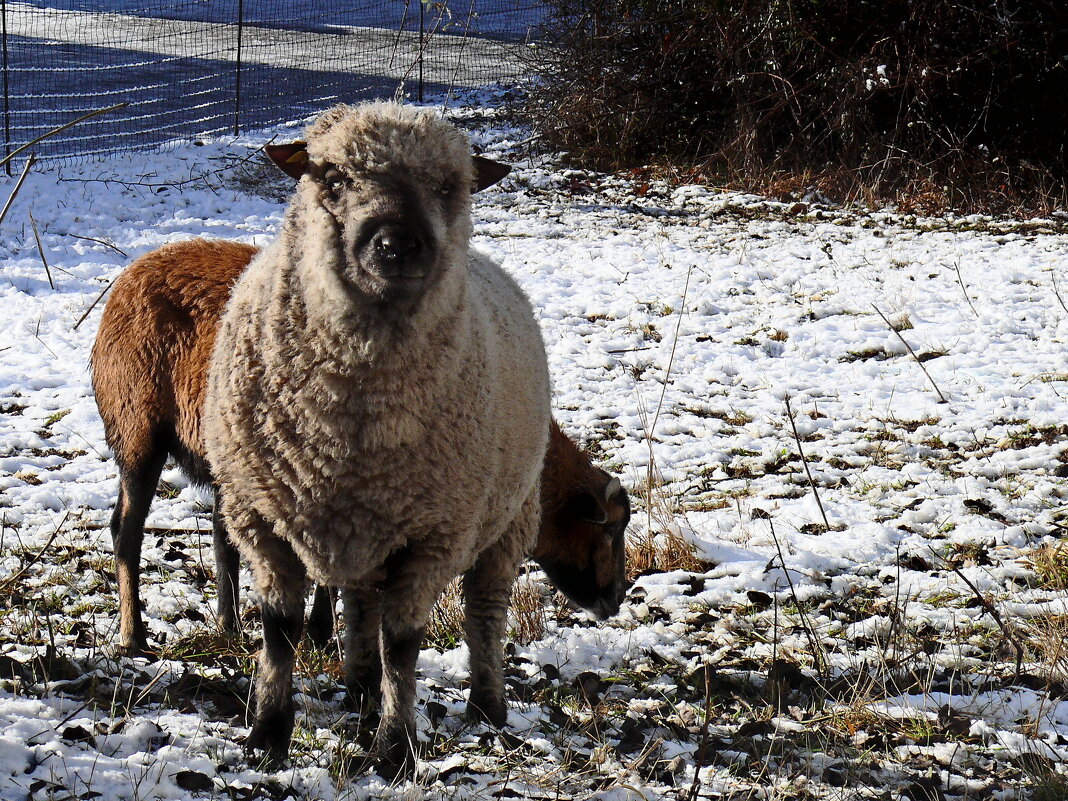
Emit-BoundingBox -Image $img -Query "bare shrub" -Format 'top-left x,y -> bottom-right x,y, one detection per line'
526,0 -> 1068,214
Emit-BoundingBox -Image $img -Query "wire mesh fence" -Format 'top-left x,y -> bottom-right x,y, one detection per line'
2,1 -> 542,162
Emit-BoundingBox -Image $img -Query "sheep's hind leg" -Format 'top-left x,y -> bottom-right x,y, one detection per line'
341,586 -> 382,709
111,447 -> 167,656
243,535 -> 309,767
306,585 -> 337,649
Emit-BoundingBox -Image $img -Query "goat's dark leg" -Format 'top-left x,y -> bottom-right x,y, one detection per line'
341,586 -> 382,706
463,490 -> 539,726
212,488 -> 241,634
306,585 -> 336,649
111,448 -> 167,656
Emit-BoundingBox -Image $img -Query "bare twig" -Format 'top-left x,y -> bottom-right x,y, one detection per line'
1052,272 -> 1068,316
0,102 -> 128,172
952,259 -> 978,318
57,135 -> 276,192
0,154 -> 36,228
69,234 -> 128,258
784,394 -> 830,531
935,547 -> 1024,678
73,276 -> 116,331
871,303 -> 948,403
28,212 -> 54,290
770,519 -> 826,679
0,511 -> 68,593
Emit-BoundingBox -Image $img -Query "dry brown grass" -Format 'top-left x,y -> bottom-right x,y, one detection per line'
510,573 -> 548,645
425,578 -> 465,651
626,527 -> 709,580
1028,543 -> 1068,590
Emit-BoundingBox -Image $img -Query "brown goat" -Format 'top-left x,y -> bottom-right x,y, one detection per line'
91,238 -> 629,655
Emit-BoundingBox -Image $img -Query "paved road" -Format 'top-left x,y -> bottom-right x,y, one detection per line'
0,4 -> 536,159
6,6 -> 529,88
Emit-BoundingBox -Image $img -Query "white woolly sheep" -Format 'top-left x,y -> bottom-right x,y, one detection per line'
203,102 -> 552,774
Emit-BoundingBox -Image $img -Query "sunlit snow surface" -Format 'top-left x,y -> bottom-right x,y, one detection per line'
0,91 -> 1065,799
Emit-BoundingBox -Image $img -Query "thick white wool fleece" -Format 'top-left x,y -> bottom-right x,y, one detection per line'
203,103 -> 550,615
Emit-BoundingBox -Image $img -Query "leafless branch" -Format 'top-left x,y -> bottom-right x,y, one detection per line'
784,394 -> 830,531
0,102 -> 128,172
871,303 -> 948,403
28,212 -> 54,290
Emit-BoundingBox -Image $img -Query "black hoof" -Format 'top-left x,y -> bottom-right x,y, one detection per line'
370,722 -> 424,782
244,709 -> 293,770
115,640 -> 155,659
373,740 -> 418,782
467,693 -> 506,728
244,730 -> 288,770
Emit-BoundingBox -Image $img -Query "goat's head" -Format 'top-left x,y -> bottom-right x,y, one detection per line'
266,103 -> 509,309
534,424 -> 631,620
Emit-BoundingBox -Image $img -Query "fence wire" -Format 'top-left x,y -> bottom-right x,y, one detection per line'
1,1 -> 541,161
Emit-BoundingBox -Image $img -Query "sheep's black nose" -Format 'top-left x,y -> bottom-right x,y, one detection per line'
370,224 -> 425,275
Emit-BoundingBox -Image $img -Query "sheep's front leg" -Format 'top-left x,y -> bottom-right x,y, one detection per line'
377,617 -> 425,776
244,536 -> 309,766
373,551 -> 443,778
463,491 -> 538,726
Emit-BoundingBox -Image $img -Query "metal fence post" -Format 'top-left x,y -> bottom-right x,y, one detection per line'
418,0 -> 424,103
2,0 -> 10,174
234,0 -> 244,136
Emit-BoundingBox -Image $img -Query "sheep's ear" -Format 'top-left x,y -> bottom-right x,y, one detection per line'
566,490 -> 609,526
472,155 -> 511,191
265,141 -> 310,179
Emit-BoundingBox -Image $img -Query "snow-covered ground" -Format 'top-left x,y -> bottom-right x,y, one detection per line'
0,91 -> 1066,800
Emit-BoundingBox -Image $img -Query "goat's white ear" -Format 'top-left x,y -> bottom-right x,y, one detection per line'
265,141 -> 309,179
472,155 -> 511,191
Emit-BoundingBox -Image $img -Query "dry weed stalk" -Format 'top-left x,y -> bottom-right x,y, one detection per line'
426,578 -> 465,649
871,303 -> 948,403
952,259 -> 979,318
0,154 -> 36,228
769,520 -> 826,679
1029,542 -> 1068,590
510,572 -> 548,645
630,266 -> 706,577
28,212 -> 53,290
1052,272 -> 1068,316
783,394 -> 830,531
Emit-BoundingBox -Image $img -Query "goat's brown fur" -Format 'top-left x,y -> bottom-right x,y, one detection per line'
92,239 -> 255,652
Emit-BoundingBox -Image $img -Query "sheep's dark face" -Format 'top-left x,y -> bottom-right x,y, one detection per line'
534,475 -> 632,620
265,103 -> 511,311
306,162 -> 466,305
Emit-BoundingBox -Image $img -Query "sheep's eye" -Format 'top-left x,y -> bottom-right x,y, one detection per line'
322,168 -> 346,194
439,181 -> 455,196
